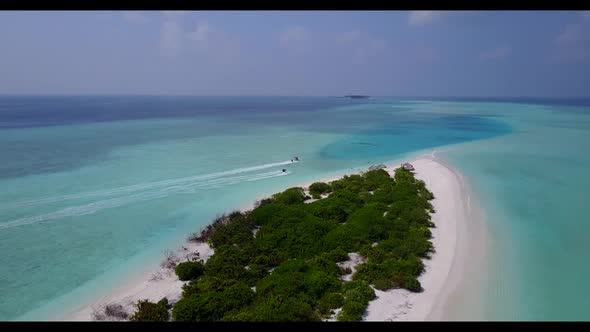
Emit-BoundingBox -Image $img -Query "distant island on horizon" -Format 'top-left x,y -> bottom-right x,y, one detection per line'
330,95 -> 371,99
343,95 -> 370,99
327,95 -> 371,99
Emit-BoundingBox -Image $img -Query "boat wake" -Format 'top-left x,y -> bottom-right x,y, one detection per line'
0,160 -> 296,230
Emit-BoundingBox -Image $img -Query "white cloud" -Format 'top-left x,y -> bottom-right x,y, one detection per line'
414,44 -> 439,64
335,29 -> 387,64
353,38 -> 386,64
162,11 -> 187,19
123,12 -> 148,24
407,11 -> 446,26
280,26 -> 308,45
188,21 -> 210,42
158,14 -> 240,63
279,26 -> 310,55
337,29 -> 361,43
555,12 -> 590,62
557,12 -> 590,44
406,11 -> 476,27
159,11 -> 189,58
479,46 -> 511,61
160,20 -> 183,57
187,21 -> 240,64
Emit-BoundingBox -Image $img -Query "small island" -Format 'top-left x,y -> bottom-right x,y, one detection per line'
344,95 -> 370,99
119,166 -> 436,321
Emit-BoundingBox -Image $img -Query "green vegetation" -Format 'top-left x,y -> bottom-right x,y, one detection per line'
175,261 -> 205,281
129,298 -> 170,322
309,182 -> 332,199
337,280 -> 376,321
172,279 -> 255,321
173,167 -> 435,321
272,187 -> 307,205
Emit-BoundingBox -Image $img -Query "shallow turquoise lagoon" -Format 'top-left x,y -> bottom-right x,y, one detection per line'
0,96 -> 588,320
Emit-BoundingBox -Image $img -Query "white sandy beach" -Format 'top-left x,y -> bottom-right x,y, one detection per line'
63,241 -> 214,321
363,156 -> 469,321
62,152 -> 473,321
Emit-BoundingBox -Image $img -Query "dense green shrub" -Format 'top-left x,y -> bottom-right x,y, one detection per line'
203,245 -> 247,281
337,301 -> 367,321
181,276 -> 240,297
323,204 -> 389,252
220,282 -> 257,309
251,217 -> 333,261
309,182 -> 332,199
272,187 -> 306,205
342,280 -> 375,303
172,294 -> 214,321
175,261 -> 205,281
323,247 -> 349,263
243,263 -> 269,286
317,292 -> 344,316
402,276 -> 422,292
253,294 -> 319,321
372,278 -> 395,291
305,197 -> 349,223
172,165 -> 435,321
365,187 -> 395,205
220,308 -> 257,321
208,211 -> 255,249
336,280 -> 375,321
129,298 -> 170,322
330,174 -> 364,193
363,169 -> 393,192
354,255 -> 424,292
248,202 -> 307,227
329,190 -> 365,214
255,197 -> 274,208
172,281 -> 254,321
256,267 -> 306,298
303,270 -> 341,300
308,255 -> 342,277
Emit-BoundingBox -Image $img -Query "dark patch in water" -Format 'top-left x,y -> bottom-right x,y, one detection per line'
320,114 -> 512,160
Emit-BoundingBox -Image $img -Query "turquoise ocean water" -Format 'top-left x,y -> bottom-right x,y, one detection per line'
0,96 -> 588,320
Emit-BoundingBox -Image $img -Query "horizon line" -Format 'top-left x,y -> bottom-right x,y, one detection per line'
1,93 -> 589,100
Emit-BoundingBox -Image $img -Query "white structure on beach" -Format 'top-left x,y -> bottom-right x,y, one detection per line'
401,162 -> 415,171
368,163 -> 387,171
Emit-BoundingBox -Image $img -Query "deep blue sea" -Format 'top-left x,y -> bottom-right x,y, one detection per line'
0,96 -> 588,320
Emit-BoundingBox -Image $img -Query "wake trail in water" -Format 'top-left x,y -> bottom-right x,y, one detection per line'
0,160 -> 296,230
0,160 -> 297,211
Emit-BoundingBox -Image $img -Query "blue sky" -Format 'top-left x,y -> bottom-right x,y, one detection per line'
0,11 -> 589,97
